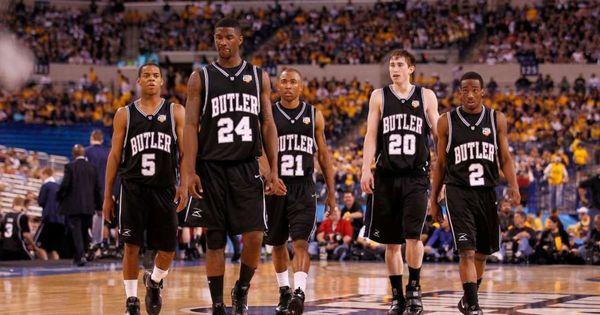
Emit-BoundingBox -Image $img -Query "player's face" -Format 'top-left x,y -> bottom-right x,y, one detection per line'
388,56 -> 414,85
214,27 -> 242,59
459,79 -> 485,110
137,65 -> 163,95
277,71 -> 303,102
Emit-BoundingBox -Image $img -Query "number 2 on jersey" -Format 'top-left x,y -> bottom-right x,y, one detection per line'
281,155 -> 304,176
469,163 -> 485,186
389,134 -> 416,155
217,117 -> 253,143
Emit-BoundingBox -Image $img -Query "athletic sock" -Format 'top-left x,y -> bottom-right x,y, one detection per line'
463,282 -> 478,307
294,271 -> 308,292
208,275 -> 224,304
239,263 -> 256,287
408,266 -> 421,288
389,275 -> 405,302
151,266 -> 168,283
276,270 -> 290,288
124,279 -> 138,298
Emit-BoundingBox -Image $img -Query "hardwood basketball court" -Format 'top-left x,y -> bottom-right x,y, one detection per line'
1,260 -> 599,314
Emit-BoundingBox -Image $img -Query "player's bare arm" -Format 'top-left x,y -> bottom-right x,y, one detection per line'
171,103 -> 187,209
178,71 -> 203,210
423,88 -> 440,148
315,109 -> 336,213
360,88 -> 382,194
429,113 -> 448,223
260,70 -> 286,196
496,111 -> 521,206
103,107 -> 127,222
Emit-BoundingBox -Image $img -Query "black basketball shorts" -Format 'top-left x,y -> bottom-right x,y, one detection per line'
264,178 -> 317,246
364,171 -> 429,244
445,184 -> 500,255
35,221 -> 65,253
179,196 -> 208,228
119,181 -> 178,252
195,159 -> 266,235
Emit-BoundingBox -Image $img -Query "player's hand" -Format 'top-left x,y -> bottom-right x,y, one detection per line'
174,183 -> 189,212
269,174 -> 287,196
184,172 -> 203,200
102,196 -> 115,223
324,192 -> 337,217
429,197 -> 444,223
360,169 -> 374,194
507,186 -> 521,206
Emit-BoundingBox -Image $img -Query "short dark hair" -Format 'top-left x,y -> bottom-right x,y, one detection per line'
388,49 -> 416,67
215,17 -> 241,33
280,67 -> 303,80
91,129 -> 104,142
138,62 -> 162,78
460,71 -> 484,88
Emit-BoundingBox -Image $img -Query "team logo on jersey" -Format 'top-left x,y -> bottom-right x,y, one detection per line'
411,100 -> 420,108
482,127 -> 491,136
242,75 -> 252,83
157,114 -> 166,123
303,117 -> 311,125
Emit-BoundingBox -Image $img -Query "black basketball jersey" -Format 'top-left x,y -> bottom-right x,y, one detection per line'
197,60 -> 263,161
376,85 -> 432,175
445,106 -> 500,188
1,212 -> 27,252
273,101 -> 316,180
119,98 -> 178,187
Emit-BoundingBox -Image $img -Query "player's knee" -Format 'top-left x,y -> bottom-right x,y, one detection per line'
474,253 -> 488,262
293,239 -> 309,251
386,244 -> 402,253
242,231 -> 263,248
459,250 -> 475,260
405,238 -> 421,245
206,230 -> 227,250
124,243 -> 140,256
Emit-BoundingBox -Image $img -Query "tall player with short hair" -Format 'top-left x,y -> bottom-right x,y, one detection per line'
361,50 -> 439,315
178,18 -> 285,315
429,72 -> 520,314
267,68 -> 337,315
103,63 -> 185,315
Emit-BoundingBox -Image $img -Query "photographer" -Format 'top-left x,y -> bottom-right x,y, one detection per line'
501,211 -> 536,263
316,208 -> 353,261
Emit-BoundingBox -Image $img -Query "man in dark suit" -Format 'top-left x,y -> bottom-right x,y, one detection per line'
58,144 -> 102,266
85,129 -> 110,247
36,167 -> 66,260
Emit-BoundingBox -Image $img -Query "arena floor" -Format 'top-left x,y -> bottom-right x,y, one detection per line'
1,260 -> 599,314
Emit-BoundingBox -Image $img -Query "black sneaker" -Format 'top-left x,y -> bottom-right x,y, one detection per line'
388,295 -> 405,314
404,285 -> 423,315
458,298 -> 483,315
231,281 -> 249,315
275,286 -> 292,314
125,296 -> 140,315
288,288 -> 305,315
143,271 -> 163,315
212,303 -> 228,315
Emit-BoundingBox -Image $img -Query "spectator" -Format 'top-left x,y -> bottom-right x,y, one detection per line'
36,167 -> 66,260
568,207 -> 591,240
423,219 -> 454,262
355,226 -> 385,261
498,200 -> 514,233
58,144 -> 102,267
316,208 -> 353,261
501,211 -> 536,263
544,155 -> 568,210
0,196 -> 46,260
85,129 -> 110,248
515,75 -> 532,92
581,215 -> 600,264
341,191 -> 363,240
570,139 -> 589,183
535,216 -> 571,264
579,173 -> 600,218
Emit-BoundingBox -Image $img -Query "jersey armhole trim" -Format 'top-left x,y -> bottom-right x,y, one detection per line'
312,106 -> 317,152
422,87 -> 433,128
170,102 -> 177,141
123,106 -> 130,150
253,66 -> 261,115
446,112 -> 452,153
491,109 -> 499,162
380,88 -> 385,120
202,67 -> 209,115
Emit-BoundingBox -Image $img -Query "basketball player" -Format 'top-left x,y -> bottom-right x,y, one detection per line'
1,196 -> 44,261
177,18 -> 286,315
103,63 -> 184,315
361,50 -> 439,315
266,68 -> 336,315
429,72 -> 520,314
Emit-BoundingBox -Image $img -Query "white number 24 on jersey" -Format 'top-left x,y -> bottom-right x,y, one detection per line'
217,117 -> 253,143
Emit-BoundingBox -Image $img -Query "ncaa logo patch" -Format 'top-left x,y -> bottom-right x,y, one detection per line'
482,127 -> 491,136
242,75 -> 252,83
303,117 -> 311,125
157,114 -> 166,123
411,100 -> 420,108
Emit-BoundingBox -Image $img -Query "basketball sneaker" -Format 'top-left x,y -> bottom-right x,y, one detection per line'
143,271 -> 163,315
125,296 -> 140,315
458,297 -> 483,315
388,289 -> 406,315
404,285 -> 423,314
288,288 -> 305,315
212,302 -> 228,315
275,286 -> 292,314
231,281 -> 249,315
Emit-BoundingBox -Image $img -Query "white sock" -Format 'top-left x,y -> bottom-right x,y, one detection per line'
294,272 -> 308,292
151,266 -> 168,283
276,270 -> 290,288
124,279 -> 138,298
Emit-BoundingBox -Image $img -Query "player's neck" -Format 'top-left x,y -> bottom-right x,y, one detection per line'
280,98 -> 301,109
461,104 -> 484,115
217,55 -> 243,68
391,81 -> 413,95
139,95 -> 163,109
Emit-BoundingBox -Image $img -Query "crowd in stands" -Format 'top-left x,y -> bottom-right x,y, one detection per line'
476,1 -> 599,64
